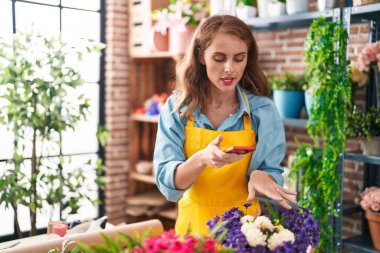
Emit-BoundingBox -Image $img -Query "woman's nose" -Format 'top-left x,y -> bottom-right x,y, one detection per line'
224,60 -> 234,73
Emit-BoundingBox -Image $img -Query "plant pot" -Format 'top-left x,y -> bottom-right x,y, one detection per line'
267,1 -> 286,17
236,5 -> 257,19
257,0 -> 269,17
273,90 -> 304,118
318,0 -> 338,11
151,29 -> 169,52
169,25 -> 196,55
286,0 -> 309,15
365,210 -> 380,250
361,137 -> 380,156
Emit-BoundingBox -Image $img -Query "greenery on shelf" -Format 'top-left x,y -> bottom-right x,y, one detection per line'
0,29 -> 106,237
346,106 -> 380,140
289,17 -> 350,253
268,72 -> 306,91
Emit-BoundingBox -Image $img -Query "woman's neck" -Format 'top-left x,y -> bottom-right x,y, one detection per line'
206,86 -> 239,109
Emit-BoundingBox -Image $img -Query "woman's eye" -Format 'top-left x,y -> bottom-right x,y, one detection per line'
213,56 -> 225,62
234,57 -> 244,62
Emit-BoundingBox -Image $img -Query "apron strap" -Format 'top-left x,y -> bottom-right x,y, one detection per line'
187,115 -> 195,127
242,90 -> 252,131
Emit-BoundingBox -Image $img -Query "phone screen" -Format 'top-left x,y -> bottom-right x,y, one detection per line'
224,146 -> 256,154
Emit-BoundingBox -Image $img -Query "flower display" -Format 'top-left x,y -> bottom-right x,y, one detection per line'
206,204 -> 320,253
152,0 -> 208,35
353,41 -> 380,72
357,187 -> 380,212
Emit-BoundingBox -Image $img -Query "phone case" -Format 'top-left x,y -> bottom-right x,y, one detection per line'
224,146 -> 256,153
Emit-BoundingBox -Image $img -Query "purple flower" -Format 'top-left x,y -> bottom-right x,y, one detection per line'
207,204 -> 320,253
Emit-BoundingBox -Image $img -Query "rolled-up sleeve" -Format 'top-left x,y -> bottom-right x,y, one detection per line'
248,99 -> 285,186
153,96 -> 188,202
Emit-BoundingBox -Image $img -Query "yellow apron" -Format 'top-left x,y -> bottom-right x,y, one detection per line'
175,91 -> 261,235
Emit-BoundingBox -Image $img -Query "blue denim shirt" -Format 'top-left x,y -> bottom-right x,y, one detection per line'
153,85 -> 285,202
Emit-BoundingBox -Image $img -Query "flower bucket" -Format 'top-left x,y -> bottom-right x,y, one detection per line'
273,90 -> 304,118
169,25 -> 196,55
361,136 -> 380,156
365,210 -> 380,250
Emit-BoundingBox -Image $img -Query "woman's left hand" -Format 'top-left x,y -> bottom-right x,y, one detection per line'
247,170 -> 297,209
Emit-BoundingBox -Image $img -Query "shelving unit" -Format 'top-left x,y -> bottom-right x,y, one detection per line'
244,3 -> 380,253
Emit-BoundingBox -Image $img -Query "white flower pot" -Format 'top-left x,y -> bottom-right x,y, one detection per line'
318,0 -> 338,11
236,5 -> 257,19
361,137 -> 380,156
257,0 -> 268,17
286,0 -> 309,15
267,1 -> 286,17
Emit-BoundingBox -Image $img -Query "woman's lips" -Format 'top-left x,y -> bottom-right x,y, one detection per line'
221,77 -> 234,85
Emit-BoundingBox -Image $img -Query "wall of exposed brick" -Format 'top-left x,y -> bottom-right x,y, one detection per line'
104,0 -> 130,225
104,0 -> 372,235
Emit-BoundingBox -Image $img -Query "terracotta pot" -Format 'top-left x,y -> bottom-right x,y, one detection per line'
365,210 -> 380,250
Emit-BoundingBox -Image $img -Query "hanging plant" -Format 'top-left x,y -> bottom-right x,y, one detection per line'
290,17 -> 350,253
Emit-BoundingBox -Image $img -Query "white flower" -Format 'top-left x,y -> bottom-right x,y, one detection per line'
241,222 -> 256,235
252,216 -> 274,231
242,226 -> 267,247
240,215 -> 255,224
267,229 -> 295,251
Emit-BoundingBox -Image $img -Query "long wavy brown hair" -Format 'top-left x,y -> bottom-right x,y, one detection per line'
173,15 -> 268,118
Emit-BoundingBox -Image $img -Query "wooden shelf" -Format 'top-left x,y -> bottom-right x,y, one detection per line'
131,114 -> 159,123
131,51 -> 183,62
130,172 -> 156,185
159,208 -> 177,221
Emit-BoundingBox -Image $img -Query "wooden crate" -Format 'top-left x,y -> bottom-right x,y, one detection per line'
128,0 -> 169,56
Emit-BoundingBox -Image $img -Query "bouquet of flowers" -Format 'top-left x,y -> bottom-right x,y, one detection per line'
206,204 -> 320,253
357,187 -> 380,212
152,0 -> 208,35
353,41 -> 380,72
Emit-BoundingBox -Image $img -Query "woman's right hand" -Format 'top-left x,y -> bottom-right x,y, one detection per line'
199,135 -> 245,168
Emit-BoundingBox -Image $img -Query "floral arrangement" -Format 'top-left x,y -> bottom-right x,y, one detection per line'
357,187 -> 380,213
206,203 -> 320,253
353,41 -> 380,72
152,0 -> 208,35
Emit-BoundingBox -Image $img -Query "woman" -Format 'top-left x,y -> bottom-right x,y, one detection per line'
153,15 -> 296,235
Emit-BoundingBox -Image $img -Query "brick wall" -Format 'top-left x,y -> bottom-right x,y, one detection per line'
104,0 -> 371,235
104,0 -> 130,225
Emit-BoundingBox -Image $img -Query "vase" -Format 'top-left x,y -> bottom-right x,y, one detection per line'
151,29 -> 169,52
365,210 -> 380,250
169,25 -> 196,55
286,0 -> 309,15
361,137 -> 380,156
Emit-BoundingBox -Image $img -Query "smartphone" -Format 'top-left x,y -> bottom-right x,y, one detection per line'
224,146 -> 256,154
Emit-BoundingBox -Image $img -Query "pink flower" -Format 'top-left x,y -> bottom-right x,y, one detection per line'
359,187 -> 380,212
354,41 -> 380,72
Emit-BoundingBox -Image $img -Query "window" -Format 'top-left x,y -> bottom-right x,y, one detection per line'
0,0 -> 104,239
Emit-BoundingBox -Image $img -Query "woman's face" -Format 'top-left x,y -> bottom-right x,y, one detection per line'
201,32 -> 248,92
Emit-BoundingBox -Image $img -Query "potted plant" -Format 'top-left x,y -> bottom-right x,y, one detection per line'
356,187 -> 380,250
0,29 -> 106,237
269,72 -> 305,118
290,17 -> 350,252
346,106 -> 380,156
317,0 -> 338,11
267,0 -> 286,17
236,0 -> 257,20
154,0 -> 208,55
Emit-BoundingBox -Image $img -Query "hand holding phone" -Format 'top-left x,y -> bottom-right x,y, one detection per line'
224,146 -> 256,154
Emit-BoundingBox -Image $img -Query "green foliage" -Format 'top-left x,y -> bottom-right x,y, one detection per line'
268,72 -> 306,91
0,28 -> 106,236
237,0 -> 255,5
346,106 -> 380,140
290,17 -> 350,253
